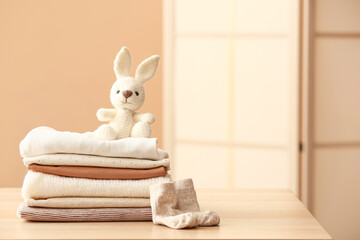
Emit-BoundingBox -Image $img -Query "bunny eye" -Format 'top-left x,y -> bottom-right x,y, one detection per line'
116,90 -> 120,94
135,91 -> 139,96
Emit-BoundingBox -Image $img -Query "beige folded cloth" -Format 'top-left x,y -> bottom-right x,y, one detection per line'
22,171 -> 172,199
23,154 -> 170,170
26,197 -> 150,208
17,203 -> 152,222
28,164 -> 167,180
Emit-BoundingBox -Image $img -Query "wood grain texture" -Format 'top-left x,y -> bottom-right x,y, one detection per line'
0,188 -> 331,239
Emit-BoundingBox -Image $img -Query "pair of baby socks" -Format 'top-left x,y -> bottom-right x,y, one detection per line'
149,178 -> 220,229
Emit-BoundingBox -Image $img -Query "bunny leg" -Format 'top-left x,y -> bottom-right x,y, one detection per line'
95,124 -> 116,140
131,122 -> 151,138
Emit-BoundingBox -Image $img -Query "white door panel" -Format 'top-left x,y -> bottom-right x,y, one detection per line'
164,0 -> 299,191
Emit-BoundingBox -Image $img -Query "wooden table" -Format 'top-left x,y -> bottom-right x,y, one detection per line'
0,188 -> 331,239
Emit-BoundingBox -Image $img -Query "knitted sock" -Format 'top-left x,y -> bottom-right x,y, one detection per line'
174,179 -> 220,226
149,182 -> 198,229
191,210 -> 221,226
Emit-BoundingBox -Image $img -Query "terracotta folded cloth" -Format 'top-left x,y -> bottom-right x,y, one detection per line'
26,197 -> 150,208
17,203 -> 152,222
28,164 -> 167,180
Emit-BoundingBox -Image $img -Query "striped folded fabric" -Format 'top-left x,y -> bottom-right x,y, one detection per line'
17,203 -> 152,222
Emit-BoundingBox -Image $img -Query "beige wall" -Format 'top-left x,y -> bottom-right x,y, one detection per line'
304,1 -> 360,240
0,0 -> 163,187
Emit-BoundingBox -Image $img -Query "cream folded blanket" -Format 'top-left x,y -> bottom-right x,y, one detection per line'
26,197 -> 150,208
23,153 -> 170,170
22,171 -> 172,199
20,127 -> 168,160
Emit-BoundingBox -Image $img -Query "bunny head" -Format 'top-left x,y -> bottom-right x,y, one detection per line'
110,47 -> 159,111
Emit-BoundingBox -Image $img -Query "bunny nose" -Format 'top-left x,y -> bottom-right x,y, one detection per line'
122,90 -> 133,99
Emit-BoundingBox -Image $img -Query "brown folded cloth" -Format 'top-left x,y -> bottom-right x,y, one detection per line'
17,203 -> 152,222
28,164 -> 167,180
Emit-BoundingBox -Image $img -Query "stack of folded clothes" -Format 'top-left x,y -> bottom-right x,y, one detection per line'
17,127 -> 171,222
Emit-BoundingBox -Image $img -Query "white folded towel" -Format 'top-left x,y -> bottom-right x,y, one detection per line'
23,154 -> 170,170
20,127 -> 168,160
22,171 -> 172,199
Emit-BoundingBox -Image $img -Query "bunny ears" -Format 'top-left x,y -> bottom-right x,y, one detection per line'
114,47 -> 160,83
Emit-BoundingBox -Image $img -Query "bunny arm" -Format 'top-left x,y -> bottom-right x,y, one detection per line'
96,108 -> 117,122
133,113 -> 155,124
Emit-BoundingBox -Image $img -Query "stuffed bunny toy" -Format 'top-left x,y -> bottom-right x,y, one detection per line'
94,47 -> 159,140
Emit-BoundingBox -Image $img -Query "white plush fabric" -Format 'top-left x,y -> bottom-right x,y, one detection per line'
23,154 -> 170,170
26,197 -> 150,208
20,126 -> 167,160
22,171 -> 172,199
94,47 -> 160,140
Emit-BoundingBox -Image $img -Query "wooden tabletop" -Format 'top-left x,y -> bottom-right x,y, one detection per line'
0,188 -> 331,240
